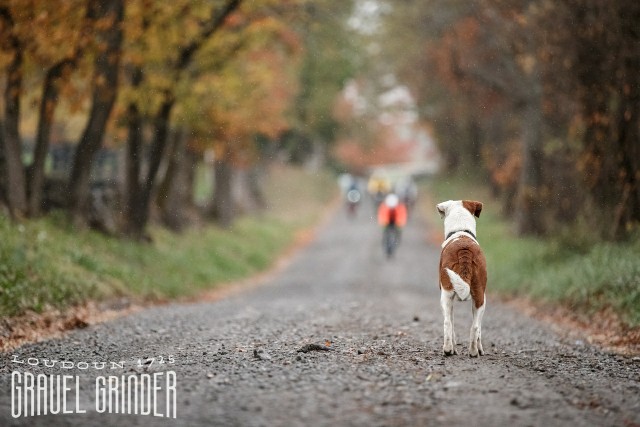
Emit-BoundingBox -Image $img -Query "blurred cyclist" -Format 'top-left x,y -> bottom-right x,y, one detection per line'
367,172 -> 392,213
396,176 -> 418,216
345,177 -> 362,218
377,193 -> 407,258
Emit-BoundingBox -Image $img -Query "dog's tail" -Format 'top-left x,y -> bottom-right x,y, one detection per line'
445,268 -> 471,301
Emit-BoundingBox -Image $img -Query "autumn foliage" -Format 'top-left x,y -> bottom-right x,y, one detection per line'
379,0 -> 640,239
0,0 -> 336,238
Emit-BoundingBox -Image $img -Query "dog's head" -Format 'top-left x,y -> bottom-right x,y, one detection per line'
436,200 -> 483,238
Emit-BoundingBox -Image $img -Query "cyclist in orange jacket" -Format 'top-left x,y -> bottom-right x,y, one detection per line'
378,193 -> 407,257
378,193 -> 407,227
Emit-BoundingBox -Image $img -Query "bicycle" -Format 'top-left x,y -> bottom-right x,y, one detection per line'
383,224 -> 400,258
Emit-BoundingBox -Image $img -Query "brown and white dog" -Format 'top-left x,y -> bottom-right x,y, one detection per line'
436,200 -> 487,357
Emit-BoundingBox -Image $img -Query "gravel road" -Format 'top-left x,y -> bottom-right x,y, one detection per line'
1,203 -> 639,426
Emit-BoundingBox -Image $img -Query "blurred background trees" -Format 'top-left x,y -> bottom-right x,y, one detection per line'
0,0 -> 638,241
0,0 -> 359,239
375,0 -> 639,240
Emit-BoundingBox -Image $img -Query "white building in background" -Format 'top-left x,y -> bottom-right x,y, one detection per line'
336,77 -> 441,177
375,82 -> 441,177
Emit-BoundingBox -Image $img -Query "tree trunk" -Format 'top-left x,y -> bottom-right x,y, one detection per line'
68,0 -> 123,227
248,165 -> 266,210
608,2 -> 640,239
1,9 -> 26,219
124,102 -> 143,236
156,128 -> 180,211
123,0 -> 242,238
570,1 -> 640,240
127,96 -> 174,239
124,66 -> 144,235
515,79 -> 545,236
27,0 -> 92,217
183,148 -> 198,209
211,153 -> 235,228
159,128 -> 188,231
28,60 -> 75,216
611,53 -> 640,239
0,123 -> 6,206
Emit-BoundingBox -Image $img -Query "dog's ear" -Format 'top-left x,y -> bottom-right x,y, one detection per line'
436,202 -> 447,219
463,200 -> 483,218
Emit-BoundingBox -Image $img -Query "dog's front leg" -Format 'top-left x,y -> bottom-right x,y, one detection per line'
440,289 -> 457,355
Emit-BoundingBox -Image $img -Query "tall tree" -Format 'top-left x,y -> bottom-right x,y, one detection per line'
67,0 -> 124,227
0,6 -> 26,219
184,2 -> 303,227
124,0 -> 242,239
28,0 -> 91,216
380,0 -> 640,239
290,0 -> 360,164
378,0 -> 551,235
567,0 -> 640,238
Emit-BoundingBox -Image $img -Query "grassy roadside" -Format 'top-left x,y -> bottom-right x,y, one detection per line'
425,176 -> 640,328
0,165 -> 337,318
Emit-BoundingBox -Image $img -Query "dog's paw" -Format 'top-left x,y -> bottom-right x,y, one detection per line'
442,345 -> 458,356
469,347 -> 479,357
477,340 -> 484,356
443,346 -> 458,356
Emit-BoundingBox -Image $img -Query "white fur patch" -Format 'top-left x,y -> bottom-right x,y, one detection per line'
445,268 -> 471,301
437,200 -> 477,241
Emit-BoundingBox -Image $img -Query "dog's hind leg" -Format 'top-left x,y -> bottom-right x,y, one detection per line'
477,294 -> 486,355
441,289 -> 457,355
469,296 -> 486,357
451,304 -> 457,348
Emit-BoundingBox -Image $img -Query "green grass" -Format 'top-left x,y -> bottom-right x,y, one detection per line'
0,165 -> 337,317
427,176 -> 640,326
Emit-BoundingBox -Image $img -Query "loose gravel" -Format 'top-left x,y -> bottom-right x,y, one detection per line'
1,205 -> 639,426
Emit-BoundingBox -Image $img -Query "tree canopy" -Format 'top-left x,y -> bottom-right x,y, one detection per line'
1,0 -> 637,241
0,0 -> 363,237
372,0 -> 640,239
